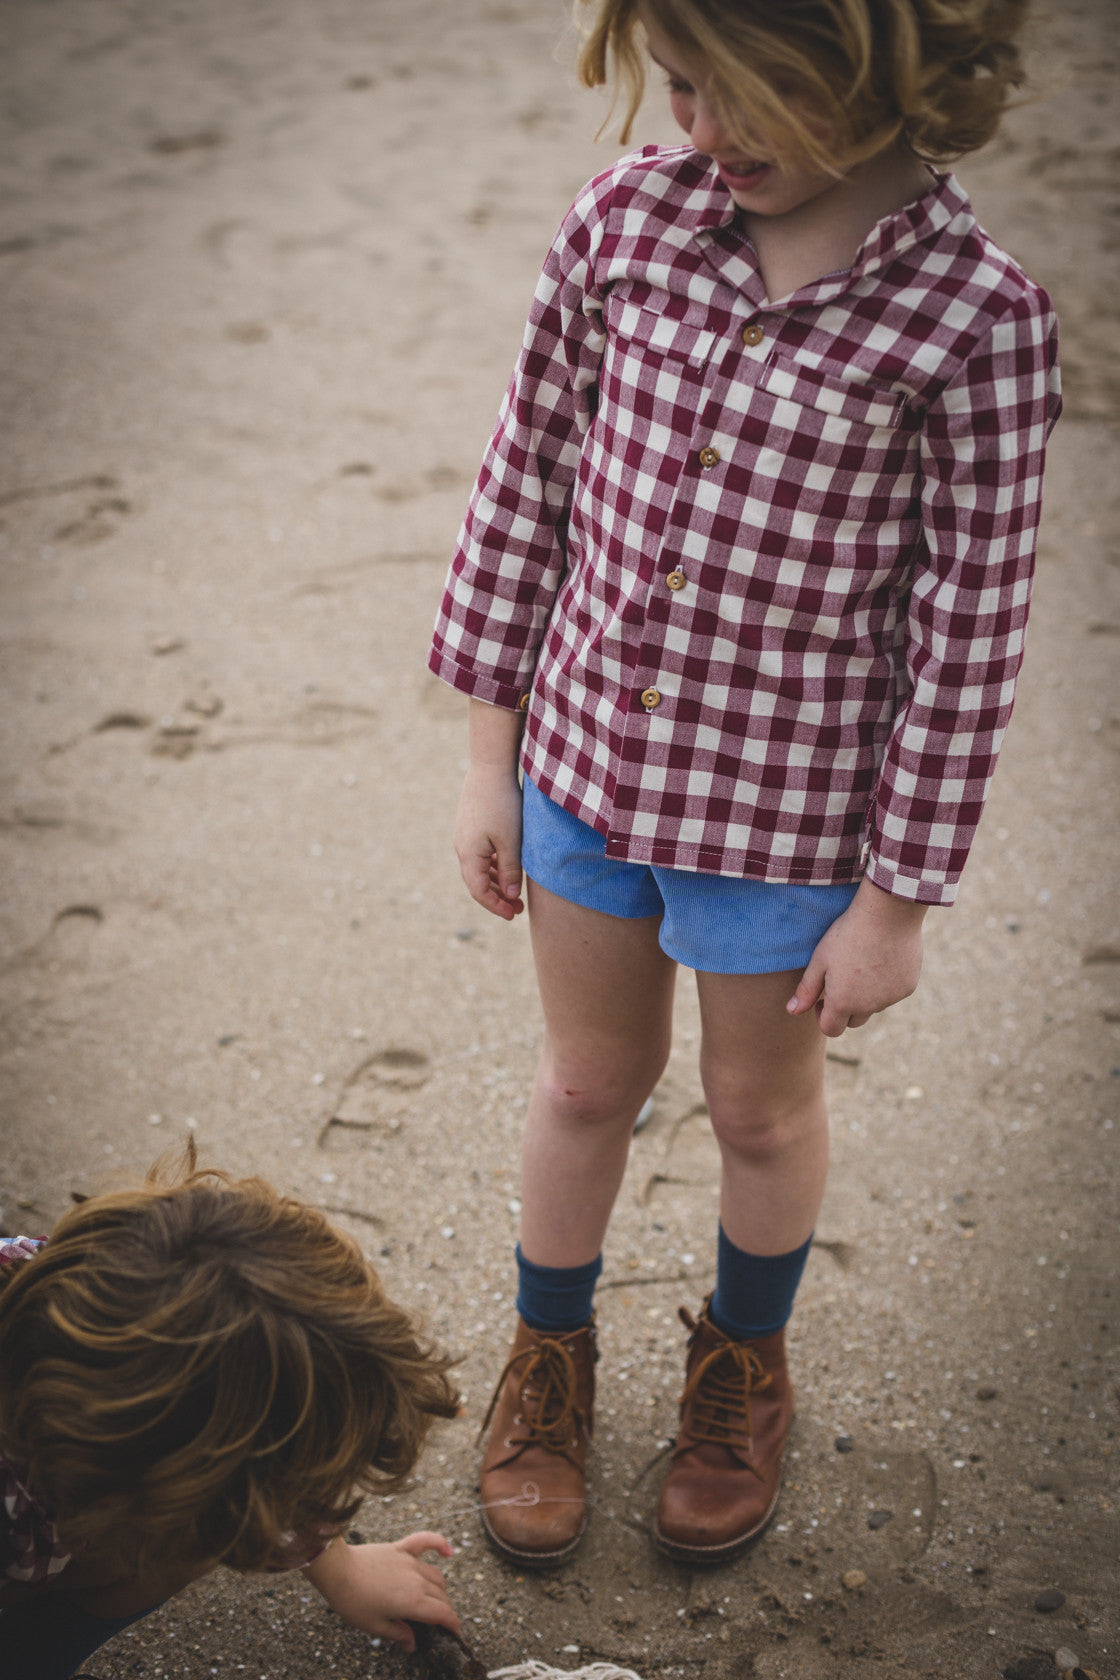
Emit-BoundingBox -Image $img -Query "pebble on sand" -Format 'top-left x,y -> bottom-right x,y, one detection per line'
867,1510 -> 894,1530
1034,1587 -> 1066,1612
841,1569 -> 868,1591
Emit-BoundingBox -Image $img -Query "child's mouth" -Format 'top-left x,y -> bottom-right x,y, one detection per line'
716,159 -> 771,190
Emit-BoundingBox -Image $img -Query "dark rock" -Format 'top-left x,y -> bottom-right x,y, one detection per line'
835,1434 -> 855,1452
409,1623 -> 488,1680
867,1510 -> 894,1530
1002,1659 -> 1054,1680
1034,1587 -> 1066,1612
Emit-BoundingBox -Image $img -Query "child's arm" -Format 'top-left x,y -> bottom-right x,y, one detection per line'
786,876 -> 927,1038
303,1532 -> 459,1654
859,293 -> 1060,911
454,698 -> 525,920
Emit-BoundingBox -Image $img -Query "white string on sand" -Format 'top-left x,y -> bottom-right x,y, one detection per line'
489,1666 -> 648,1680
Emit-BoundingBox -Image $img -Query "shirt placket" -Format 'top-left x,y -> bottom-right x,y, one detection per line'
606,285 -> 781,850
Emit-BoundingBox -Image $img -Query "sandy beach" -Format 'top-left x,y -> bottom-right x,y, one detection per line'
1,1 -> 1117,1675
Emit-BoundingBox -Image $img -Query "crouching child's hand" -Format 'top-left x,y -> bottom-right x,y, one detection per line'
303,1532 -> 460,1653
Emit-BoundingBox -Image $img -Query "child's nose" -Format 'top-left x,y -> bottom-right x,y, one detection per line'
687,95 -> 734,158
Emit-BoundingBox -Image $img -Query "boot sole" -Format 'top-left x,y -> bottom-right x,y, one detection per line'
480,1504 -> 586,1569
652,1478 -> 781,1565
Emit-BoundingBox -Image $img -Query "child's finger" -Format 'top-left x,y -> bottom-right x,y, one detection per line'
382,1618 -> 416,1652
412,1598 -> 463,1638
494,843 -> 524,909
462,849 -> 519,918
815,997 -> 851,1038
397,1530 -> 455,1558
459,846 -> 495,903
786,960 -> 824,1016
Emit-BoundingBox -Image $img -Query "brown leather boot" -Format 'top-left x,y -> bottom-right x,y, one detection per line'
477,1315 -> 596,1567
654,1301 -> 793,1563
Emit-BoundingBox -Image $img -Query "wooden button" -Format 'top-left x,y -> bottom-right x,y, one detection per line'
666,569 -> 686,590
640,687 -> 662,710
742,322 -> 764,347
698,445 -> 720,468
518,693 -> 530,711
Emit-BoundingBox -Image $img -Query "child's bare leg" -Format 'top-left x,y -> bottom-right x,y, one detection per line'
518,879 -> 677,1268
655,969 -> 826,1563
479,880 -> 675,1565
695,968 -> 828,1255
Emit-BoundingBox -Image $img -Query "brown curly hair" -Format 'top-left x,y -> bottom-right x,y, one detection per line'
578,0 -> 1031,171
0,1147 -> 459,1576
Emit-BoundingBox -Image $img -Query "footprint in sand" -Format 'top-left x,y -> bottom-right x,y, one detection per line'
48,905 -> 105,957
2,904 -> 106,978
136,695 -> 372,760
53,495 -> 131,545
93,711 -> 152,734
318,1047 -> 431,1148
829,1442 -> 938,1563
0,475 -> 131,547
149,131 -> 224,156
221,697 -> 380,750
0,474 -> 119,510
224,321 -> 270,344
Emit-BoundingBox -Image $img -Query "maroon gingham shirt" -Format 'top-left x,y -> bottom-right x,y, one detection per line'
429,148 -> 1061,903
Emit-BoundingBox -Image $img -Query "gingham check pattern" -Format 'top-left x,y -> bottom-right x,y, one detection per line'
429,148 -> 1061,903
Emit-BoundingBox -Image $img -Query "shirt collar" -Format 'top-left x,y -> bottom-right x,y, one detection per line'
672,149 -> 975,288
849,167 -> 974,278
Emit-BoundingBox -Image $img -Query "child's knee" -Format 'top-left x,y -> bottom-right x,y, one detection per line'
704,1084 -> 826,1162
537,1046 -> 665,1129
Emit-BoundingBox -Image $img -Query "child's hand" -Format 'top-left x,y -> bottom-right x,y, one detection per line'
455,698 -> 526,920
455,763 -> 525,921
786,877 -> 927,1038
304,1533 -> 460,1653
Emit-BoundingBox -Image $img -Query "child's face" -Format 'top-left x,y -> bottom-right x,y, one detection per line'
641,12 -> 838,220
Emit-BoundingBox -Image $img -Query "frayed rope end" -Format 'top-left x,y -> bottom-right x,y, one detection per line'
489,1664 -> 649,1680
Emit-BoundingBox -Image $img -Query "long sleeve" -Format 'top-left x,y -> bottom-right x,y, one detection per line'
428,177 -> 612,711
866,290 -> 1062,902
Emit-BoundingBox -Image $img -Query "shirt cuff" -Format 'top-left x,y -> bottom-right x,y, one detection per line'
426,648 -> 531,713
863,850 -> 959,906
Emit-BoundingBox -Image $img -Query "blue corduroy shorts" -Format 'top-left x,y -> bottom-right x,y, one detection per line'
521,775 -> 858,976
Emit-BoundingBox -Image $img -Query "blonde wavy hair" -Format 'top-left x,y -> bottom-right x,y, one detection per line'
0,1146 -> 459,1576
577,0 -> 1031,171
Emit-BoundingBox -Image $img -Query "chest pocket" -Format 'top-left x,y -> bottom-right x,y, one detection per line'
754,353 -> 909,436
606,296 -> 720,370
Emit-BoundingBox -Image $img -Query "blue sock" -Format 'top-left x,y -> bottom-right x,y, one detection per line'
515,1245 -> 601,1333
709,1224 -> 813,1340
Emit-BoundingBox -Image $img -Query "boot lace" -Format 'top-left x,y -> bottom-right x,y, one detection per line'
478,1333 -> 589,1455
676,1330 -> 771,1459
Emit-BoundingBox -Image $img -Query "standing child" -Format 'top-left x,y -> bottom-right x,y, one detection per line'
0,1148 -> 461,1679
429,0 -> 1060,1567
